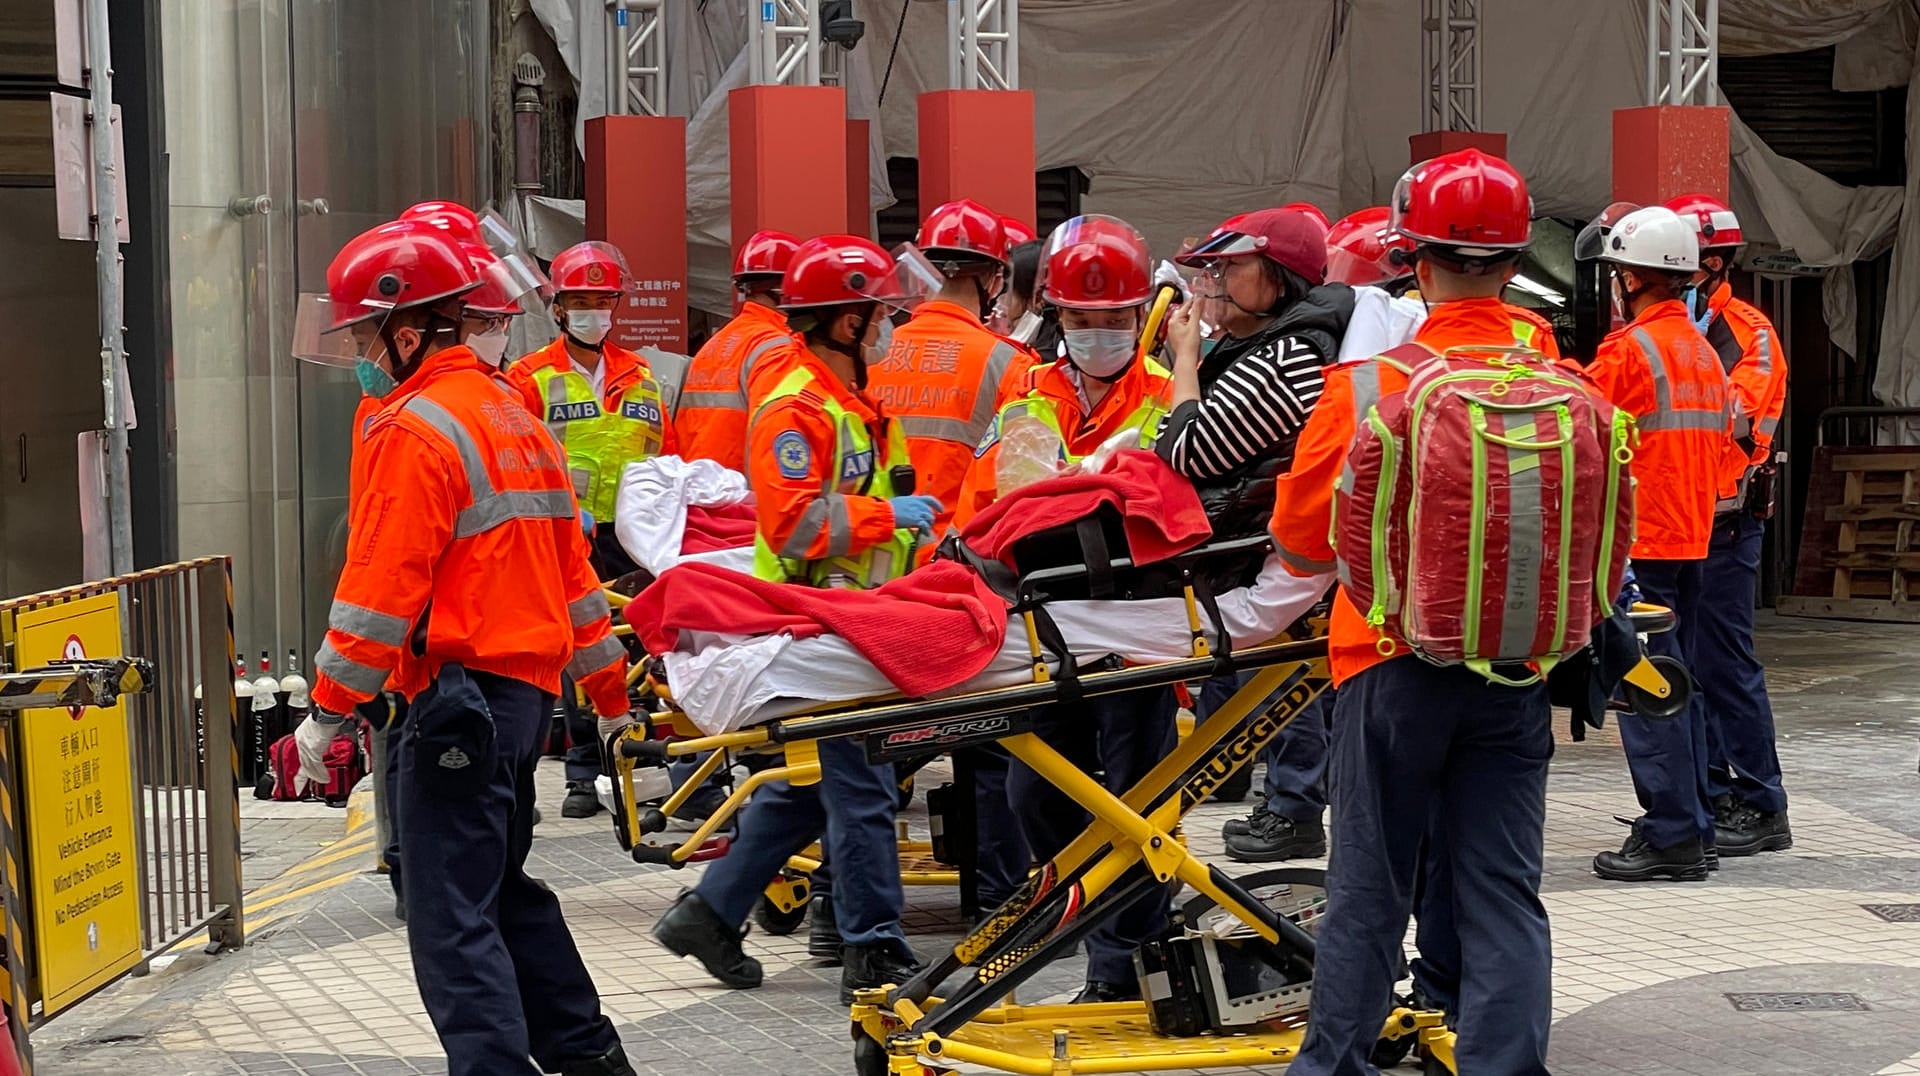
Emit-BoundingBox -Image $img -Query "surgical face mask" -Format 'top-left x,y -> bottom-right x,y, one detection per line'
562,308 -> 613,346
354,355 -> 397,398
863,317 -> 895,365
1008,310 -> 1043,345
469,327 -> 511,367
1063,327 -> 1136,379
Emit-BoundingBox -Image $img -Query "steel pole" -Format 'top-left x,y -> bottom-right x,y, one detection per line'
86,0 -> 133,575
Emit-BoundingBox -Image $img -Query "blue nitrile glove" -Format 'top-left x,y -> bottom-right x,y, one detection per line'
579,509 -> 596,536
888,495 -> 943,533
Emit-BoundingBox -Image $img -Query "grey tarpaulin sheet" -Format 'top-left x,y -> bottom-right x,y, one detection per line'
528,0 -> 1920,418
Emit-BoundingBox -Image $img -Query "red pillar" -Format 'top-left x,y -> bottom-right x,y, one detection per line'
917,90 -> 1035,225
1409,130 -> 1508,164
1611,105 -> 1730,205
586,115 -> 689,353
729,86 -> 849,243
846,118 -> 871,239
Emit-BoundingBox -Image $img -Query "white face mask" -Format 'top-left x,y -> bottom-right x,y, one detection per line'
863,317 -> 895,365
1063,327 -> 1136,379
563,308 -> 613,346
469,327 -> 511,367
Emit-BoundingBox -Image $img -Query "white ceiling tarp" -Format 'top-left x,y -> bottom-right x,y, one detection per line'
528,0 -> 1920,413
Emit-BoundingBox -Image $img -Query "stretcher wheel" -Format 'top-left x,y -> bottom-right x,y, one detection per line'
1178,867 -> 1328,935
852,1032 -> 889,1076
1370,1028 -> 1415,1068
1424,1055 -> 1456,1075
1623,655 -> 1692,719
752,893 -> 809,936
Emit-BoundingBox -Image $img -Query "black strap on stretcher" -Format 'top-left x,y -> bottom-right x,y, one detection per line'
935,531 -> 1264,705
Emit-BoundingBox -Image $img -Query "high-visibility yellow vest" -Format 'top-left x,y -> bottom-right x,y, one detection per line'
994,358 -> 1173,465
524,363 -> 668,519
751,365 -> 918,590
1511,317 -> 1543,350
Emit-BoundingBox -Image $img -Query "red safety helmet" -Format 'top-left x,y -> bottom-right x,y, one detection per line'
399,201 -> 484,245
1176,207 -> 1328,284
1664,193 -> 1744,251
1037,215 -> 1153,310
1282,202 -> 1333,232
1325,206 -> 1416,288
325,220 -> 481,330
1000,215 -> 1038,247
733,229 -> 800,282
1391,148 -> 1532,255
918,198 -> 1010,268
779,235 -> 938,312
549,241 -> 630,295
458,241 -> 523,316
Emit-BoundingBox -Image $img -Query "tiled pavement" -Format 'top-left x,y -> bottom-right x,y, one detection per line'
29,613 -> 1920,1075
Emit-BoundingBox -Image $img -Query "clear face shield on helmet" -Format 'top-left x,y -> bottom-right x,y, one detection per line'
477,209 -> 554,310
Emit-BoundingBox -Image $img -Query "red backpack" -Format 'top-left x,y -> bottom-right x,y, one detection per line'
1335,343 -> 1635,683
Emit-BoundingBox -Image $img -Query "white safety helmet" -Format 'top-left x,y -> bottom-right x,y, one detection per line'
1593,206 -> 1699,273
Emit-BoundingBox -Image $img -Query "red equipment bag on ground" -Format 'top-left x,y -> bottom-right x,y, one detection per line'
1335,343 -> 1635,683
263,721 -> 368,806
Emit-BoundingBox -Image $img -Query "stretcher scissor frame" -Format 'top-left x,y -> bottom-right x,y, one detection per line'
607,540 -> 1681,1076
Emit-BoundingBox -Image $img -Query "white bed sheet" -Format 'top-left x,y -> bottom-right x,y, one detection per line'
662,555 -> 1335,735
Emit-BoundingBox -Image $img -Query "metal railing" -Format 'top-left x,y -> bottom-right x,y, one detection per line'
1814,405 -> 1920,447
0,558 -> 242,1073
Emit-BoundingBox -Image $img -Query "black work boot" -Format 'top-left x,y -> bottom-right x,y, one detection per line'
1225,813 -> 1327,863
1592,828 -> 1709,882
1071,979 -> 1141,1004
1716,802 -> 1793,857
563,781 -> 602,818
653,890 -> 763,988
808,894 -> 843,964
1221,801 -> 1274,840
562,1043 -> 640,1076
840,943 -> 918,1004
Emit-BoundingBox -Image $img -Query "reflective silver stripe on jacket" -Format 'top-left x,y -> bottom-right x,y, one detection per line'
544,375 -> 573,445
316,640 -> 388,696
328,600 -> 410,647
1631,328 -> 1726,432
1750,329 -> 1775,378
899,341 -> 1022,447
1275,544 -> 1336,576
404,395 -> 578,538
781,493 -> 853,559
679,389 -> 749,411
1498,418 -> 1545,658
569,591 -> 611,629
738,336 -> 792,395
566,633 -> 627,680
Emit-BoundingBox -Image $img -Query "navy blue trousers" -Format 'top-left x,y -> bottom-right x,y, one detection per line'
1006,686 -> 1178,985
1698,515 -> 1788,813
1618,558 -> 1716,848
1290,658 -> 1552,1076
399,670 -> 616,1076
694,736 -> 909,953
965,745 -> 1032,908
1199,671 -> 1332,821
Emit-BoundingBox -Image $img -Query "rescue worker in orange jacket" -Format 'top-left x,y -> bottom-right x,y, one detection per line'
866,199 -> 1031,540
1666,193 -> 1794,857
503,241 -> 678,579
971,215 -> 1183,1004
1576,204 -> 1734,883
675,230 -> 803,470
293,220 -> 636,1076
343,202 -> 532,916
652,236 -> 938,1004
1261,148 -> 1559,1076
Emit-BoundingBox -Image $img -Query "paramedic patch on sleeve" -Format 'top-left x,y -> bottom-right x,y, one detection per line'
974,416 -> 1001,458
773,430 -> 812,479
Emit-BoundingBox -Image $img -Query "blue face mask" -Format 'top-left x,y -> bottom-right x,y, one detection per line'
1683,284 -> 1714,333
355,356 -> 397,398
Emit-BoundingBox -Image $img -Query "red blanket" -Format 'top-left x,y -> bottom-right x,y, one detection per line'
682,502 -> 757,554
628,559 -> 1007,698
959,449 -> 1212,566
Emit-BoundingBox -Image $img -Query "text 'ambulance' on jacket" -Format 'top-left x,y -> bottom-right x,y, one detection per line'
311,345 -> 630,718
864,300 -> 1037,537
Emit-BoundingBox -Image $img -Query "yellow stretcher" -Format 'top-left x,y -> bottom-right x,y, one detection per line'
601,535 -> 1685,1076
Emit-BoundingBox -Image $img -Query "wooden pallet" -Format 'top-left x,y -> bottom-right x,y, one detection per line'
1778,446 -> 1920,622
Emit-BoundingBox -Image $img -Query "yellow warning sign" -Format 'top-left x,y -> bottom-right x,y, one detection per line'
15,593 -> 141,1015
